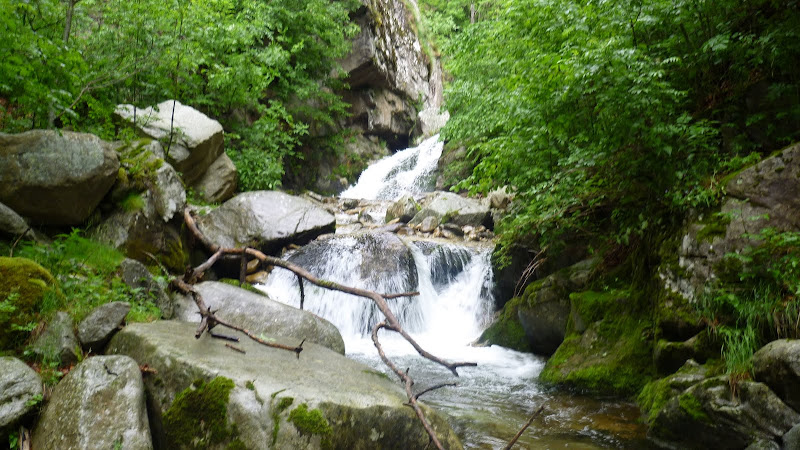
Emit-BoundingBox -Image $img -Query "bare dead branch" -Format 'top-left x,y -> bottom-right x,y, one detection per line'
225,343 -> 246,354
9,226 -> 30,257
383,291 -> 421,299
414,383 -> 457,401
372,321 -> 444,450
503,405 -> 544,450
297,274 -> 305,310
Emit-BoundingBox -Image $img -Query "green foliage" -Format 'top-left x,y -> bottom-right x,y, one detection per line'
1,0 -> 361,190
435,0 -> 800,255
698,228 -> 800,376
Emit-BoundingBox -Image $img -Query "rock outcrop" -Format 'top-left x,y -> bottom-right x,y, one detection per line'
195,191 -> 336,254
752,339 -> 800,411
173,281 -> 345,354
0,130 -> 119,225
0,357 -> 42,441
32,355 -> 152,450
116,100 -> 224,185
107,321 -> 462,449
649,377 -> 799,449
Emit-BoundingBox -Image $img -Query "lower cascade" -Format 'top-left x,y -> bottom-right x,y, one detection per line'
259,136 -> 650,448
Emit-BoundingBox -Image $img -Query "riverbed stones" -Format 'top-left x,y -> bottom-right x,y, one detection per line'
752,339 -> 800,411
0,357 -> 42,441
385,194 -> 418,223
116,100 -> 224,185
32,355 -> 152,450
649,377 -> 799,449
78,301 -> 131,351
32,312 -> 80,366
410,191 -> 491,229
107,321 -> 462,449
196,191 -> 335,254
0,130 -> 120,225
173,281 -> 345,354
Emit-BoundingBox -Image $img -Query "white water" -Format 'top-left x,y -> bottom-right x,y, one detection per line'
340,134 -> 444,200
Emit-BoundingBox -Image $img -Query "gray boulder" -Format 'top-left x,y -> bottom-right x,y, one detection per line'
107,321 -> 462,450
196,191 -> 335,254
410,192 -> 491,229
753,339 -> 800,411
0,201 -> 45,242
152,156 -> 186,222
0,357 -> 42,441
191,152 -> 237,203
419,215 -> 439,233
120,258 -> 173,319
385,194 -> 418,223
78,301 -> 131,351
116,100 -> 224,185
173,281 -> 345,354
649,377 -> 799,449
32,355 -> 152,450
92,193 -> 186,272
0,130 -> 119,225
32,312 -> 80,366
783,423 -> 800,450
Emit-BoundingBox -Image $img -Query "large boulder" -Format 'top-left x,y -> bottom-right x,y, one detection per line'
0,357 -> 42,441
752,339 -> 800,411
649,377 -> 799,449
32,355 -> 152,450
116,100 -> 224,185
385,195 -> 419,223
195,191 -> 335,255
410,192 -> 491,229
661,143 -> 800,303
0,201 -> 44,242
191,152 -> 237,203
0,130 -> 119,225
173,281 -> 345,354
107,321 -> 462,450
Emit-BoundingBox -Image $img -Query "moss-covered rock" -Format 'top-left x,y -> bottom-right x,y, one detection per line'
0,257 -> 57,350
476,294 -> 532,352
538,290 -> 656,396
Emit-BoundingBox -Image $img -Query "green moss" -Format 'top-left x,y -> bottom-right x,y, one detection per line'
678,392 -> 710,422
0,257 -> 58,350
245,381 -> 255,390
163,377 -> 243,449
477,295 -> 531,352
539,290 -> 655,396
696,212 -> 731,243
638,377 -> 674,423
120,192 -> 145,212
288,403 -> 333,437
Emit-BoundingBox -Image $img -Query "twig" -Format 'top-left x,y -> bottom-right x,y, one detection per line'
414,382 -> 457,401
209,330 -> 239,342
9,226 -> 30,257
225,343 -> 246,354
503,405 -> 544,450
297,274 -> 305,310
383,291 -> 420,299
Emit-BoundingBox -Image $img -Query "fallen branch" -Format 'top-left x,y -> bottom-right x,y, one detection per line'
179,206 -> 478,448
503,405 -> 544,450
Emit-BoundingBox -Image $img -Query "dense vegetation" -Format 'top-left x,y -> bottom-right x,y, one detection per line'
417,0 -> 800,377
0,0 -> 360,189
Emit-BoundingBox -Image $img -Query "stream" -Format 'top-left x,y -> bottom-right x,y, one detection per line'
260,135 -> 651,448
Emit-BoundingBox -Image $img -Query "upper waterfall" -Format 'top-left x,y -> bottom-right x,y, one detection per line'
340,134 -> 443,200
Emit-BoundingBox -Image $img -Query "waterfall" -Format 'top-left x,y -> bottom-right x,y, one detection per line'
259,236 -> 495,353
340,134 -> 443,200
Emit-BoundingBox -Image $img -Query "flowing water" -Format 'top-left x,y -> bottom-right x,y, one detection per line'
260,136 -> 650,448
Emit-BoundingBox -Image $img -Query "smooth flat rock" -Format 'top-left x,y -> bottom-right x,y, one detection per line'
173,281 -> 344,354
107,321 -> 461,450
32,355 -> 152,450
0,130 -> 119,225
196,191 -> 335,254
